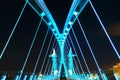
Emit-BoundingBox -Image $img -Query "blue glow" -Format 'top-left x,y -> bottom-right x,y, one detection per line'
73,11 -> 78,16
1,75 -> 6,80
15,75 -> 19,80
63,0 -> 89,37
49,49 -> 58,76
95,74 -> 100,80
102,73 -> 108,80
28,1 -> 90,78
40,12 -> 45,17
6,0 -> 100,79
89,0 -> 120,59
68,21 -> 73,25
29,74 -> 34,80
33,75 -> 37,80
0,2 -> 27,59
68,48 -> 76,75
47,22 -> 52,26
23,75 -> 27,80
35,0 -> 60,36
65,44 -> 80,74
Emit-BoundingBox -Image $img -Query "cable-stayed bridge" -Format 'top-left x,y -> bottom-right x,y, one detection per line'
0,0 -> 120,80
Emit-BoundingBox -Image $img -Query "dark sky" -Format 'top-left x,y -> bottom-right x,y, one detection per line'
0,0 -> 120,73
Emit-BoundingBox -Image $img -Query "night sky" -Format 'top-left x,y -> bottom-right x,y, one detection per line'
0,0 -> 120,73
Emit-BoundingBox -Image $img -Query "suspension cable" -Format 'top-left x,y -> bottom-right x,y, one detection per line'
43,39 -> 56,74
18,18 -> 43,80
38,34 -> 53,75
89,0 -> 120,59
67,37 -> 84,74
0,2 -> 27,59
66,44 -> 80,74
73,58 -> 80,74
32,28 -> 49,76
71,28 -> 91,75
44,57 -> 50,74
77,18 -> 105,80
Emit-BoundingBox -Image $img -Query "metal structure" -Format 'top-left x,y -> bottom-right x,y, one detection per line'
0,0 -> 120,80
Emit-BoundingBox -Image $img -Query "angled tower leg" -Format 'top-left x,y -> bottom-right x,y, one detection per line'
58,44 -> 68,78
68,48 -> 76,76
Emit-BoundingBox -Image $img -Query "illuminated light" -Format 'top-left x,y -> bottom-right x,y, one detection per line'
68,21 -> 73,25
114,66 -> 118,68
40,74 -> 43,76
73,11 -> 78,16
26,0 -> 28,2
40,12 -> 45,17
64,33 -> 67,36
23,75 -> 27,80
1,75 -> 6,80
66,27 -> 69,31
68,70 -> 72,75
37,77 -> 41,80
54,70 -> 58,76
62,39 -> 65,42
114,73 -> 119,80
51,49 -> 56,57
48,22 -> 52,26
37,74 -> 43,80
59,42 -> 64,45
15,75 -> 19,80
29,74 -> 34,80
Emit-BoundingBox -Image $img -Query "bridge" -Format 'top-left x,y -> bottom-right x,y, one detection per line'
0,0 -> 120,80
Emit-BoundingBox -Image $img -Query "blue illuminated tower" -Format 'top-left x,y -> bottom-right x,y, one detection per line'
49,49 -> 58,76
25,0 -> 89,78
57,35 -> 68,77
68,48 -> 76,76
0,0 -> 119,79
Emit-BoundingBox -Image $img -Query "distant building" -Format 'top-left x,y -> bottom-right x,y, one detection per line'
112,63 -> 120,78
